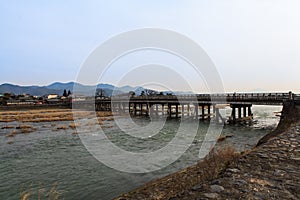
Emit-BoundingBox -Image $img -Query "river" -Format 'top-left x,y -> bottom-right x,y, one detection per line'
0,105 -> 282,199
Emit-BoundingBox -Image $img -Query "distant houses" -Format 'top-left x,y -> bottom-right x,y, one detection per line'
47,94 -> 59,99
0,88 -> 139,107
0,91 -> 73,106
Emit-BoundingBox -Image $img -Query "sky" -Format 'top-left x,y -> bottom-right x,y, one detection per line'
0,0 -> 300,93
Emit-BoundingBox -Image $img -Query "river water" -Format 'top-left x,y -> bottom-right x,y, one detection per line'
0,105 -> 282,200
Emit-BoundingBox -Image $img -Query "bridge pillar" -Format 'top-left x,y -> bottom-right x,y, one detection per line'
238,107 -> 242,118
168,104 -> 172,118
146,103 -> 149,116
123,102 -> 127,112
216,108 -> 219,122
134,103 -> 137,115
202,105 -> 205,120
248,106 -> 252,116
175,104 -> 179,118
148,104 -> 152,116
187,104 -> 190,116
231,107 -> 236,121
181,104 -> 184,117
208,105 -> 211,119
243,106 -> 247,117
195,104 -> 199,118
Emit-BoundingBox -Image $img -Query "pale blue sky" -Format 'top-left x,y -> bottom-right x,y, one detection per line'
1,1 -> 300,92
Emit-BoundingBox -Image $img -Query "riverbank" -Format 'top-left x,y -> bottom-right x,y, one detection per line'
116,101 -> 300,199
0,109 -> 113,144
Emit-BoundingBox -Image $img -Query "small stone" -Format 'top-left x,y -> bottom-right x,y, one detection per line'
211,179 -> 221,185
240,188 -> 249,193
235,179 -> 248,186
228,168 -> 240,173
273,169 -> 286,176
192,184 -> 202,191
210,184 -> 224,193
256,153 -> 269,159
204,193 -> 219,199
291,157 -> 300,161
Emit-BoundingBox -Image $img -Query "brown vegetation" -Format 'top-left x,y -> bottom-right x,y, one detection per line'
7,140 -> 14,144
6,130 -> 17,137
96,111 -> 113,117
16,124 -> 36,134
69,123 -> 78,129
1,125 -> 14,129
56,125 -> 68,130
0,109 -> 112,123
217,134 -> 233,143
20,182 -> 63,200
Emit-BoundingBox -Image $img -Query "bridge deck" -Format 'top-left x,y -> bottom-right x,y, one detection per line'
91,92 -> 298,105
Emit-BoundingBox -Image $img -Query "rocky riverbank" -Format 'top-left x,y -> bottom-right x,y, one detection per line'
116,101 -> 300,200
172,122 -> 300,199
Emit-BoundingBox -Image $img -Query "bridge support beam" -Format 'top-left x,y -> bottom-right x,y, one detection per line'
238,107 -> 242,119
230,103 -> 253,123
168,104 -> 171,118
231,107 -> 236,121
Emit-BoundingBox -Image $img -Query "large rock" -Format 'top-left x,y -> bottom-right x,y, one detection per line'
210,185 -> 224,193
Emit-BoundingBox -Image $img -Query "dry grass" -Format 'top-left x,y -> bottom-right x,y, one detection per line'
85,121 -> 95,127
56,125 -> 68,130
117,146 -> 240,200
21,129 -> 33,134
1,125 -> 14,129
96,111 -> 112,117
6,130 -> 17,137
217,134 -> 233,143
101,116 -> 114,121
20,182 -> 63,200
217,136 -> 227,142
0,109 -> 113,123
16,124 -> 36,134
7,140 -> 14,144
16,124 -> 34,129
69,123 -> 78,129
97,120 -> 103,125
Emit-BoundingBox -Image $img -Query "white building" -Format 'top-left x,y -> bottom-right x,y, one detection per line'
47,94 -> 58,99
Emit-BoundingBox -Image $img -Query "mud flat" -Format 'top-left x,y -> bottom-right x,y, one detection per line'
116,101 -> 300,200
0,109 -> 113,144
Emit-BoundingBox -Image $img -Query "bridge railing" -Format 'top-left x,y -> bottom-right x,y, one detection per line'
95,92 -> 295,103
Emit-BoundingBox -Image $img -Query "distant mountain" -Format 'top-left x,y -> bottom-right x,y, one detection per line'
0,82 -> 193,97
0,82 -> 147,97
0,83 -> 60,96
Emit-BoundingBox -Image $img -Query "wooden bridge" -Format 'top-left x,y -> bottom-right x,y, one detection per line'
74,92 -> 300,123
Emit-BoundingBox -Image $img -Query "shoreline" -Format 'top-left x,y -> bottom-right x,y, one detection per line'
115,101 -> 300,199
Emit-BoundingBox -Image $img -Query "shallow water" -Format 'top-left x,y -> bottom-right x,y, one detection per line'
0,105 -> 282,199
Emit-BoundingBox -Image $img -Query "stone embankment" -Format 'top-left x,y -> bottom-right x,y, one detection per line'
173,122 -> 300,199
